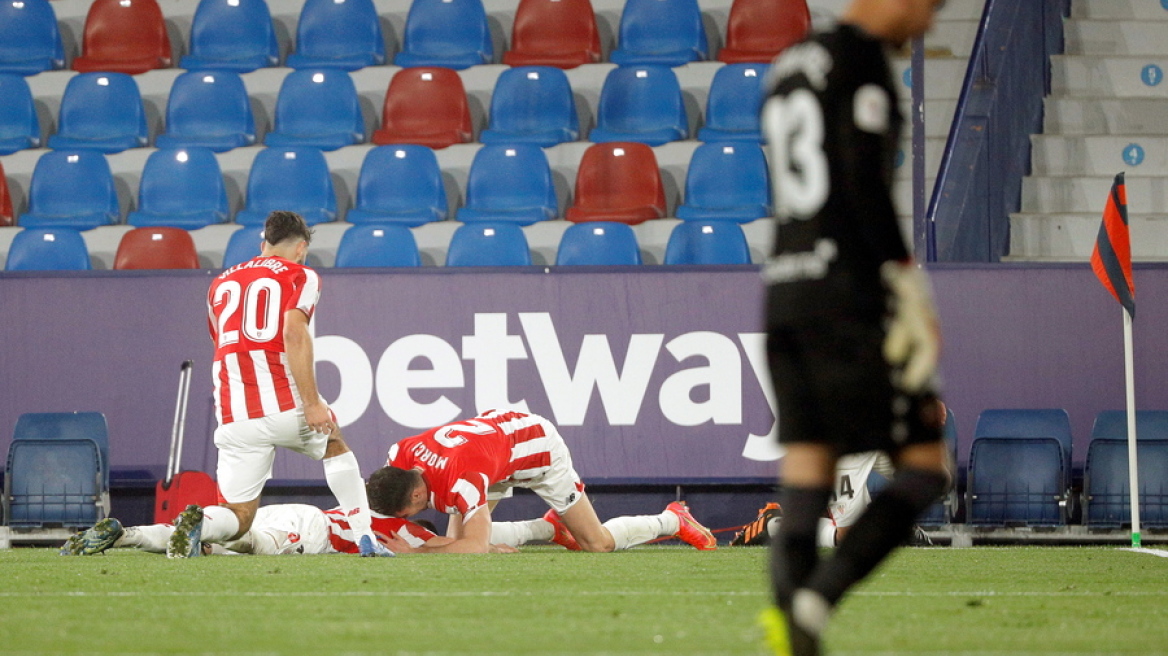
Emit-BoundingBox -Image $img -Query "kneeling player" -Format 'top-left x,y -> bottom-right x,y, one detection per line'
369,409 -> 718,554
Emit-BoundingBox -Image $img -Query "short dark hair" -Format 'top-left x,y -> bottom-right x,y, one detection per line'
366,466 -> 423,516
263,211 -> 313,246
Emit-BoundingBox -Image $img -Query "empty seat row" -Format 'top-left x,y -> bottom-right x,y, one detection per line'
0,0 -> 809,76
0,63 -> 769,156
6,141 -> 771,231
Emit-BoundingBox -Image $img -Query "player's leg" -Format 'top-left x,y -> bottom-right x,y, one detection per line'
771,443 -> 836,605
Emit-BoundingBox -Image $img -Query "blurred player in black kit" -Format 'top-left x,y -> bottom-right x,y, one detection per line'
759,0 -> 950,653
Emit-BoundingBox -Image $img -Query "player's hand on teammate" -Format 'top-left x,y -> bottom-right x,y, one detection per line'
304,399 -> 335,435
376,531 -> 414,553
881,260 -> 940,393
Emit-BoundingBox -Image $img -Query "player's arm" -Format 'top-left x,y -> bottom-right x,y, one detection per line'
393,507 -> 492,554
284,308 -> 333,433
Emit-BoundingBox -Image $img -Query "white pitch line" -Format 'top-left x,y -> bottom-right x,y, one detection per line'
1,589 -> 1166,598
1121,547 -> 1168,558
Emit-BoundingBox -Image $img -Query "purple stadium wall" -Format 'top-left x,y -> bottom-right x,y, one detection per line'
2,264 -> 1165,482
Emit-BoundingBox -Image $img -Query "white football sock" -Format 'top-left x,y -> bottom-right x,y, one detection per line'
201,505 -> 242,543
116,524 -> 173,553
603,511 -> 678,550
323,451 -> 374,539
818,518 -> 838,547
490,519 -> 554,547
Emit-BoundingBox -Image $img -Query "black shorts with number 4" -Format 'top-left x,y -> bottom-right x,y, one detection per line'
767,319 -> 943,455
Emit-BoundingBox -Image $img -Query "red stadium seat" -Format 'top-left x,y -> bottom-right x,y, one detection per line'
114,227 -> 200,270
371,67 -> 473,149
565,142 -> 666,225
72,0 -> 173,75
0,160 -> 13,227
503,0 -> 601,69
718,0 -> 810,64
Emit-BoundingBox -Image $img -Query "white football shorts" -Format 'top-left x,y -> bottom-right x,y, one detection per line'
214,408 -> 329,503
239,503 -> 331,555
828,451 -> 893,528
486,417 -> 585,515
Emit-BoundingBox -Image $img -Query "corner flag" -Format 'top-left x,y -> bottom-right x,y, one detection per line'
1090,172 -> 1135,317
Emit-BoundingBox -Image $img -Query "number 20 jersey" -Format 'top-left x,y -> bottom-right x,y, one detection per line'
207,256 -> 321,425
762,23 -> 908,325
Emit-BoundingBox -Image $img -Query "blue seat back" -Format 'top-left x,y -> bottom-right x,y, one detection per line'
53,72 -> 148,148
399,0 -> 492,61
335,224 -> 421,267
240,147 -> 336,225
446,223 -> 531,266
5,439 -> 103,527
556,222 -> 642,265
353,145 -> 447,218
482,66 -> 579,145
0,74 -> 41,154
1085,439 -> 1168,529
183,0 -> 279,70
5,228 -> 91,271
161,71 -> 256,144
0,0 -> 65,75
13,412 -> 110,489
1090,410 -> 1168,441
290,0 -> 386,67
223,225 -> 265,268
664,220 -> 751,265
699,63 -> 768,139
679,142 -> 770,219
23,150 -> 120,227
968,437 -> 1065,527
270,69 -> 364,142
461,144 -> 557,222
973,408 -> 1073,474
593,66 -> 687,141
611,0 -> 707,65
132,147 -> 229,224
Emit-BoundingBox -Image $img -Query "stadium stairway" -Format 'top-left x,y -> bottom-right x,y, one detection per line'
0,0 -> 978,268
1010,0 -> 1168,260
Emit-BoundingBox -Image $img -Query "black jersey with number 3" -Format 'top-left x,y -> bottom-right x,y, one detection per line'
762,23 -> 908,326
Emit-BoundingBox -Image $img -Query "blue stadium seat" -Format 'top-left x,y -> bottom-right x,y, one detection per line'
480,66 -> 579,147
974,409 -> 1073,481
609,0 -> 708,67
180,0 -> 280,72
0,0 -> 66,75
446,223 -> 531,266
47,73 -> 149,153
456,145 -> 558,225
4,439 -> 104,528
346,145 -> 447,226
697,63 -> 768,143
264,69 -> 365,151
968,437 -> 1065,527
663,220 -> 751,264
222,225 -> 264,268
13,412 -> 111,491
1084,410 -> 1168,529
917,406 -> 959,527
589,66 -> 688,146
236,147 -> 337,226
676,143 -> 771,223
127,148 -> 230,229
286,0 -> 386,71
335,224 -> 421,268
0,74 -> 41,155
556,222 -> 641,265
5,228 -> 91,271
155,71 -> 257,153
394,0 -> 493,70
18,151 -> 120,230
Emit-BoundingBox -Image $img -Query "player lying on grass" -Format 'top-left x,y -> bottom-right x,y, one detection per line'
369,409 -> 718,554
62,503 -> 584,556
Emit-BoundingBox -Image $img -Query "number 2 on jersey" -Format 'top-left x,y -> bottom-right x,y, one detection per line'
763,89 -> 829,219
214,279 -> 283,347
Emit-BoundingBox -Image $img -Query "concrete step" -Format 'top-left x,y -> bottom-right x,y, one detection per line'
1064,20 -> 1168,56
1021,175 -> 1168,213
1051,55 -> 1168,98
1071,0 -> 1168,20
1009,212 -> 1168,260
1030,135 -> 1168,176
1043,96 -> 1168,135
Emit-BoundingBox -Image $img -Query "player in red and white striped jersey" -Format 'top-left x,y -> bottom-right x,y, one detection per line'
176,211 -> 389,559
369,409 -> 718,554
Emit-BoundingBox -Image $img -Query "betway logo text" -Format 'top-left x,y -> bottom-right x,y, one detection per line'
316,312 -> 783,461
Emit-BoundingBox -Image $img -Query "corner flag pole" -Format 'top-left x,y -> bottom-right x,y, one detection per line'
1123,308 -> 1141,548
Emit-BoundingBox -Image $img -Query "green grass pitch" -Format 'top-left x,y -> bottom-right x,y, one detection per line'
2,545 -> 1167,654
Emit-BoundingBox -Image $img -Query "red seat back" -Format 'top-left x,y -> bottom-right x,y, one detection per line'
73,0 -> 172,75
719,0 -> 809,64
114,227 -> 200,269
504,0 -> 601,69
371,67 -> 473,149
0,161 -> 13,227
566,142 -> 665,225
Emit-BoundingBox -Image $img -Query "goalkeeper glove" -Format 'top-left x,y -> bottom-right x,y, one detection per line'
880,260 -> 940,393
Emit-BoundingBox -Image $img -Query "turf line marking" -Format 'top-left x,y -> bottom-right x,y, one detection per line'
1121,547 -> 1168,558
2,590 -> 1167,599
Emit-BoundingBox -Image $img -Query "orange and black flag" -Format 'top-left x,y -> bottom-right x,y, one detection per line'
1091,172 -> 1135,318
